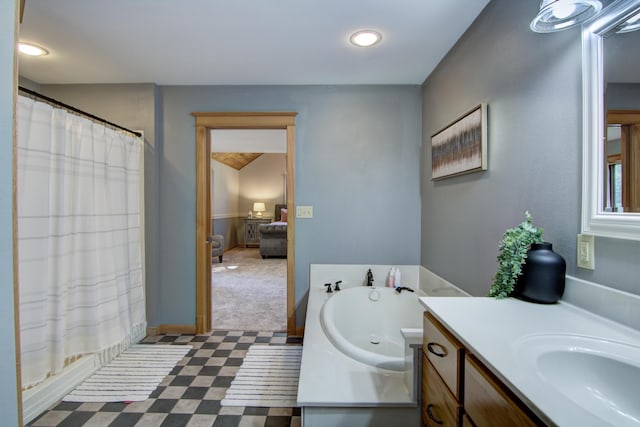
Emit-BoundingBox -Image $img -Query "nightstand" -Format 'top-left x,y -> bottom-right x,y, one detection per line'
243,217 -> 272,247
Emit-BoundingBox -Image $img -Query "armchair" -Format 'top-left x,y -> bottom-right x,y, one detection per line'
211,234 -> 224,263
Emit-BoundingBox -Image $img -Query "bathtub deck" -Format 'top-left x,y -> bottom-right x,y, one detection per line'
297,263 -> 470,426
298,265 -> 420,407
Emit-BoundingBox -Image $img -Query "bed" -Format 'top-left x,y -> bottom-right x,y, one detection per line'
259,204 -> 288,258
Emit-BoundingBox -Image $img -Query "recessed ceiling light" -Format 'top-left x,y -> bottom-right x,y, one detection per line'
349,30 -> 382,47
18,42 -> 49,57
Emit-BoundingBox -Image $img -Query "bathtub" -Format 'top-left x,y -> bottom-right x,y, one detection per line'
298,264 -> 467,427
298,264 -> 463,427
320,286 -> 424,371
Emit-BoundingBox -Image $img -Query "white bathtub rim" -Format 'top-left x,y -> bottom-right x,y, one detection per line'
298,287 -> 419,407
320,286 -> 423,371
299,264 -> 431,407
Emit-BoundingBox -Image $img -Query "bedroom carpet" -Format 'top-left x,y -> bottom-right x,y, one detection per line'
212,248 -> 287,331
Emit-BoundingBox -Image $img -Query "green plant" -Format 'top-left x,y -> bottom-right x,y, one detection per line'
489,211 -> 544,299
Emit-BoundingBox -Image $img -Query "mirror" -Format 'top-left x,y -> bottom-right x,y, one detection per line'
582,0 -> 640,240
605,112 -> 640,213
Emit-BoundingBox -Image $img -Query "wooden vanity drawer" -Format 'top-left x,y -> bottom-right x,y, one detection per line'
423,355 -> 461,426
464,354 -> 540,427
462,414 -> 476,427
423,312 -> 464,399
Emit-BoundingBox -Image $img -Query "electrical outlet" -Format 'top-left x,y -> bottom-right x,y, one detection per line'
577,234 -> 595,270
296,205 -> 313,218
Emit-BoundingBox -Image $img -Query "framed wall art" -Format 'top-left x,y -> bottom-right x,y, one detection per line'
431,103 -> 487,180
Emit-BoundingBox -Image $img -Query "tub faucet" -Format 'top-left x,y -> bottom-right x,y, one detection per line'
324,283 -> 333,293
334,281 -> 342,291
395,286 -> 414,294
366,269 -> 374,286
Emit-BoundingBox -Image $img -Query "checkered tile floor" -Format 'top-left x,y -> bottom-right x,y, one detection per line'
29,331 -> 303,427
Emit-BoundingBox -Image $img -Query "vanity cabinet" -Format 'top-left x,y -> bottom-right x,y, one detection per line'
422,312 -> 544,427
422,353 -> 461,426
422,312 -> 463,426
464,355 -> 539,427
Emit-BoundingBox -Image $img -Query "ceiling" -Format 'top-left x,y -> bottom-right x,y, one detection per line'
210,129 -> 287,168
211,152 -> 263,170
17,0 -> 490,86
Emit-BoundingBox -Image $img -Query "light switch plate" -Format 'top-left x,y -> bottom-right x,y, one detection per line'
577,234 -> 595,270
296,205 -> 313,218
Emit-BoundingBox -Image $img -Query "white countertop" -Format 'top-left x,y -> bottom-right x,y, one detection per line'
420,297 -> 640,427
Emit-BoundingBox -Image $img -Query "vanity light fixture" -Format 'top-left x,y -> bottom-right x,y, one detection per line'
349,30 -> 382,47
530,0 -> 602,33
18,42 -> 49,56
616,11 -> 640,33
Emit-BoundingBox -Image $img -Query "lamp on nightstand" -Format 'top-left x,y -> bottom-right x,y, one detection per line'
253,202 -> 266,218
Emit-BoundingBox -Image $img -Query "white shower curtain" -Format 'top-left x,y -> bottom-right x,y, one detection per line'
17,95 -> 146,389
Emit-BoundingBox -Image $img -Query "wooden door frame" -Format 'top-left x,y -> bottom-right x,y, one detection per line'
192,112 -> 297,336
608,110 -> 640,212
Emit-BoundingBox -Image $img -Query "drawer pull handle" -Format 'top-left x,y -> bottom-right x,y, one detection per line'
426,403 -> 444,425
427,342 -> 447,358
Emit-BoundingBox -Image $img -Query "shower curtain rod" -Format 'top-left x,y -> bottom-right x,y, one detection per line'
18,86 -> 143,138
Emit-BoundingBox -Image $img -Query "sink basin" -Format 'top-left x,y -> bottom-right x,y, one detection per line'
515,334 -> 640,426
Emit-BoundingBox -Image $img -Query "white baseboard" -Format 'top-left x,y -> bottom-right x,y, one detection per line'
22,355 -> 98,424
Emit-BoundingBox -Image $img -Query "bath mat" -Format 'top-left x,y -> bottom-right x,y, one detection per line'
63,344 -> 191,402
222,345 -> 302,407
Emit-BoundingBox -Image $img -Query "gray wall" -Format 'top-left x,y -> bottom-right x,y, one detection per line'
38,84 -> 422,327
607,83 -> 640,110
160,85 -> 422,325
1,0 -> 20,423
421,0 -> 640,297
212,217 -> 241,249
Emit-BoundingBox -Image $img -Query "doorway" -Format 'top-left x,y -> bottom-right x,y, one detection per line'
210,131 -> 287,331
193,112 -> 297,336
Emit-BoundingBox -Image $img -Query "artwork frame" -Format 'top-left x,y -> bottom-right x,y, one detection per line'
431,103 -> 487,180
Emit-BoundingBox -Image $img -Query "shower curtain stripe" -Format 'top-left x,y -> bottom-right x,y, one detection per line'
17,95 -> 146,390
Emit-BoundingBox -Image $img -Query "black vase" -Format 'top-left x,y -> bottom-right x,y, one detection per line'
514,242 -> 566,304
